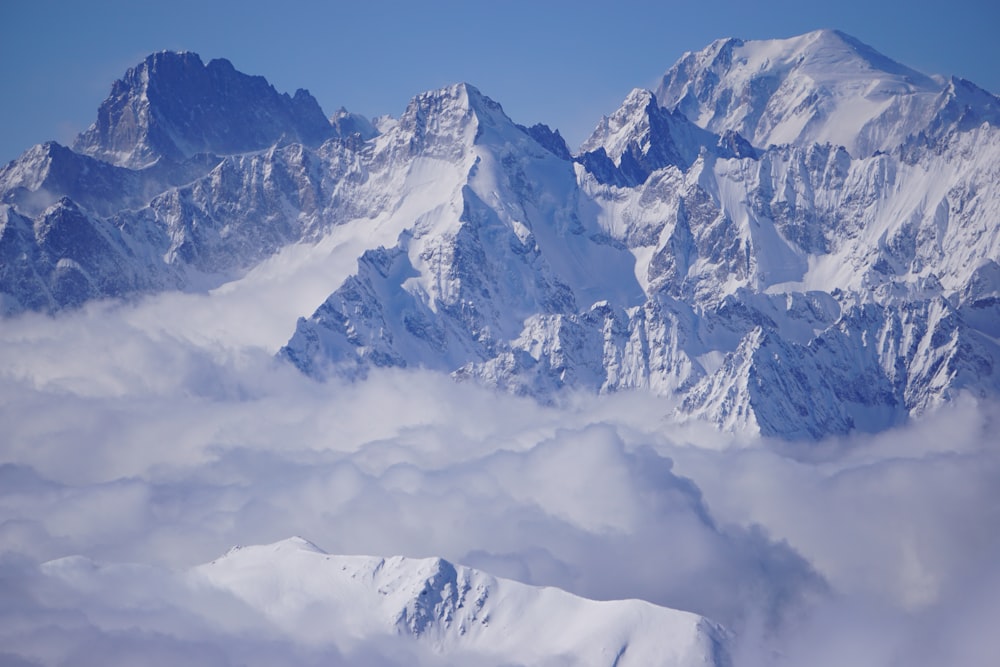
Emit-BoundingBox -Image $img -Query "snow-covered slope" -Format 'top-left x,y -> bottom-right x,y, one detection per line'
282,82 -> 646,379
37,537 -> 729,667
655,29 -> 1000,157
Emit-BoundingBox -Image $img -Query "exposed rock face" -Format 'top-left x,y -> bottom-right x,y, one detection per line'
74,51 -> 336,168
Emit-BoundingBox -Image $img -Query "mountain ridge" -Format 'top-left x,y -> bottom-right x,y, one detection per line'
1,31 -> 998,439
36,536 -> 730,667
74,50 -> 337,168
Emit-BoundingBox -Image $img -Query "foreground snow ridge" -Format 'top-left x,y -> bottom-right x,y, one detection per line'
195,537 -> 729,666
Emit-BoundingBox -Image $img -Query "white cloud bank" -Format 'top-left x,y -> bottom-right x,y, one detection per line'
1,289 -> 998,666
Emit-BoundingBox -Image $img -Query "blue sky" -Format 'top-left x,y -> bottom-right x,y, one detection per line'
2,0 -> 998,164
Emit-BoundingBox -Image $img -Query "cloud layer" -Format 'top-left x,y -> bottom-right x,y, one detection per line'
1,291 -> 998,666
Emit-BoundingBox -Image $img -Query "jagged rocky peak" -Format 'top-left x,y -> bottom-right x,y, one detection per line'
73,50 -> 336,168
518,122 -> 572,160
656,28 -> 949,156
580,88 -> 658,155
331,107 -> 379,141
577,87 -> 731,186
922,76 -> 1000,138
381,81 -> 578,165
392,82 -> 515,156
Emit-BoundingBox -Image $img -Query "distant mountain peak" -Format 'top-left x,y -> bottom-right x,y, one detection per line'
578,87 -> 724,185
657,29 -> 946,156
692,29 -> 936,87
391,82 -> 518,158
73,50 -> 337,168
403,82 -> 508,124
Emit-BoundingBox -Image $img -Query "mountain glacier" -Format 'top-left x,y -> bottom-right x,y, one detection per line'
1,30 -> 998,440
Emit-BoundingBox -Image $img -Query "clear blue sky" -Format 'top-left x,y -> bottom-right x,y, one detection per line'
2,0 -> 998,165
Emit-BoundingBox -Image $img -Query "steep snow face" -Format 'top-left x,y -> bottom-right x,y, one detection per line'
629,126 -> 1000,305
282,83 -> 646,378
656,29 -> 955,156
110,537 -> 724,667
567,69 -> 1000,437
578,120 -> 1000,436
73,51 -> 336,168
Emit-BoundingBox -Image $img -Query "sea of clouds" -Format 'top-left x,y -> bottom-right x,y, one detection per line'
1,277 -> 998,666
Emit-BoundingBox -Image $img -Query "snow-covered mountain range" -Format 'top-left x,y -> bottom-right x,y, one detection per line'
2,30 -> 998,440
